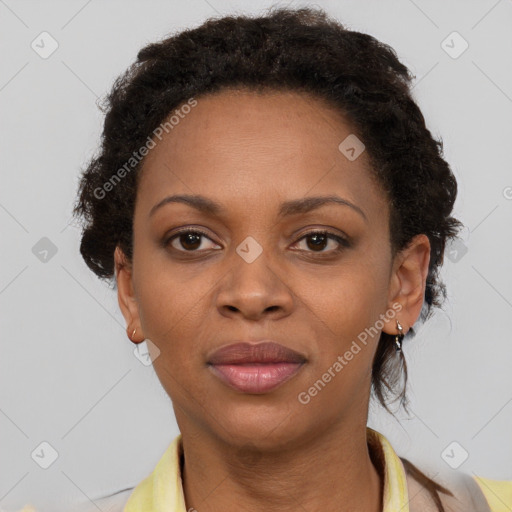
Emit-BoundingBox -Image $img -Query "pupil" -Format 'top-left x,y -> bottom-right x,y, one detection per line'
181,233 -> 201,250
307,233 -> 327,251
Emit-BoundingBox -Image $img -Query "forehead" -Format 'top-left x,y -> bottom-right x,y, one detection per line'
137,89 -> 386,220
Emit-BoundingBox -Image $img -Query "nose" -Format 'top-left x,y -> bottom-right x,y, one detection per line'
215,251 -> 294,321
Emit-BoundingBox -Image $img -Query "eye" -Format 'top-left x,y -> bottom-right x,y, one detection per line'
165,229 -> 221,252
292,230 -> 349,254
163,228 -> 349,255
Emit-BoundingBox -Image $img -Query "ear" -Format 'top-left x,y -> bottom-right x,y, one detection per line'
114,246 -> 145,342
382,234 -> 431,336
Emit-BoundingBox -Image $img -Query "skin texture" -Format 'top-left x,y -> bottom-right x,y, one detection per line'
115,89 -> 430,512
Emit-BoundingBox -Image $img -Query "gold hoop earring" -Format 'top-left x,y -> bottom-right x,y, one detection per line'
395,320 -> 404,352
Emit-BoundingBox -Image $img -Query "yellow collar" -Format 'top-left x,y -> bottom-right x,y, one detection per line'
124,427 -> 409,512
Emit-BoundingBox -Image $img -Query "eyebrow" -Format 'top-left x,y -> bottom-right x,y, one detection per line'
149,194 -> 367,222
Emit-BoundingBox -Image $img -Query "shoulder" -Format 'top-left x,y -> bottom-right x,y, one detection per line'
2,489 -> 135,512
69,488 -> 135,512
94,489 -> 134,511
473,476 -> 512,512
401,456 -> 512,512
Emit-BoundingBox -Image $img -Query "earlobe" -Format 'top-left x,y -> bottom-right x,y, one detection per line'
383,234 -> 431,336
114,246 -> 145,343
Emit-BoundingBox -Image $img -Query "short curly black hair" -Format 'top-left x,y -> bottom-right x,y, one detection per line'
73,6 -> 462,417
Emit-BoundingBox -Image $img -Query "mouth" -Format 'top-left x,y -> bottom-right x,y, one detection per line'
207,341 -> 307,394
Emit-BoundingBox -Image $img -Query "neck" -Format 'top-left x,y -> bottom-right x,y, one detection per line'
180,421 -> 383,512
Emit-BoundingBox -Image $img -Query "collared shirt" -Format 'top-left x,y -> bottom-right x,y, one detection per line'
18,427 -> 510,511
120,427 -> 512,512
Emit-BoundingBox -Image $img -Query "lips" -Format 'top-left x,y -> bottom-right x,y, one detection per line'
207,341 -> 307,394
207,341 -> 307,365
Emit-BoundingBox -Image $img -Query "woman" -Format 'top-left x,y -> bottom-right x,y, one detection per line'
68,6 -> 510,512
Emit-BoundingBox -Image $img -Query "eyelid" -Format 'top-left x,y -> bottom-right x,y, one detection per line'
292,229 -> 350,252
163,227 -> 220,250
163,226 -> 350,255
295,227 -> 350,243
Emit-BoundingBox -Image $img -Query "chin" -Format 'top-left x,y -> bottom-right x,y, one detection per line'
210,404 -> 309,449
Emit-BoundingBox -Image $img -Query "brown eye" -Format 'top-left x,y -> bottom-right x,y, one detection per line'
304,232 -> 329,251
166,229 -> 220,252
177,232 -> 202,251
293,230 -> 349,254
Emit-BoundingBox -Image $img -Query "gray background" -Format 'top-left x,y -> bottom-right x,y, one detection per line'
1,0 -> 511,510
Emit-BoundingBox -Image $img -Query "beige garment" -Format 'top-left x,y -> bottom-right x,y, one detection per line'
403,460 -> 492,512
13,428 -> 505,511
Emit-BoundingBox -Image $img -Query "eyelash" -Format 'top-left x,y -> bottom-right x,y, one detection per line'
163,228 -> 350,255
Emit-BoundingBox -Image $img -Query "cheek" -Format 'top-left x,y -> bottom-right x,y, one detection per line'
290,261 -> 391,404
134,268 -> 208,398
132,232 -> 207,336
294,259 -> 389,339
291,267 -> 389,416
135,269 -> 208,351
133,253 -> 223,382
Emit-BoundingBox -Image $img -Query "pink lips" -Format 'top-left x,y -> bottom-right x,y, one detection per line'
207,341 -> 307,394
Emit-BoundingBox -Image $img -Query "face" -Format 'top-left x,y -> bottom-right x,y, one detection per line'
116,89 -> 429,450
